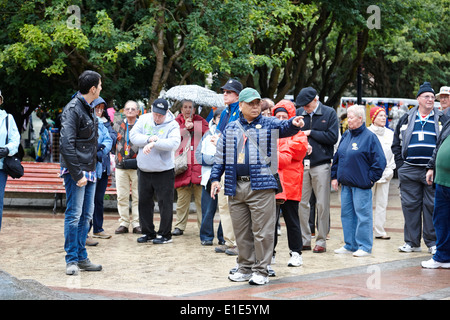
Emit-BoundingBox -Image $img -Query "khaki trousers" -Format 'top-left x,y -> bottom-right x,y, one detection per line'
115,168 -> 139,228
229,180 -> 276,277
218,176 -> 236,247
299,163 -> 331,248
372,181 -> 390,237
174,184 -> 202,231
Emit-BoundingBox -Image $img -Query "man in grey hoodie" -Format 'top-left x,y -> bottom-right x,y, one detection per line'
130,98 -> 181,244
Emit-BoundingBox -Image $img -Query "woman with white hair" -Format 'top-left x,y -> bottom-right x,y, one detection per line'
331,104 -> 386,257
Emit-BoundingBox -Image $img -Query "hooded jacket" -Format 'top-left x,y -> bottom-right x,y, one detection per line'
60,92 -> 98,182
272,100 -> 309,202
331,123 -> 386,189
129,111 -> 180,172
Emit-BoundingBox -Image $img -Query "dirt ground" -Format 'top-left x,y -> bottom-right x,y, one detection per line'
0,180 -> 432,298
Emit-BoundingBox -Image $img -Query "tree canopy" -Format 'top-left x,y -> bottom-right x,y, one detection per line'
0,0 -> 448,116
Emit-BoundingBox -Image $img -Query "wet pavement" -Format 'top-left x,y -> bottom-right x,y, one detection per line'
0,178 -> 449,303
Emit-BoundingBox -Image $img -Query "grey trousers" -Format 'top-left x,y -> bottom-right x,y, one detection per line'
299,163 -> 331,248
228,180 -> 276,277
397,163 -> 436,248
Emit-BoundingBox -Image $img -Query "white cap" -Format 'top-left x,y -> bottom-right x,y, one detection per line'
436,86 -> 450,100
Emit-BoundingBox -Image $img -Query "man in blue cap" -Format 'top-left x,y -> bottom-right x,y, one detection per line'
210,88 -> 304,285
213,78 -> 243,256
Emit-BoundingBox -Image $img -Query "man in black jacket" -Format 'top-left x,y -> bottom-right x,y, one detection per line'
295,87 -> 339,253
60,70 -> 102,275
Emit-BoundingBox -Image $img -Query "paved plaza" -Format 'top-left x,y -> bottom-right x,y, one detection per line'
0,178 -> 449,302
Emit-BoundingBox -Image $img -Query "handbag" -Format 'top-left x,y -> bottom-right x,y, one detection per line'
3,115 -> 24,179
174,134 -> 191,176
122,158 -> 137,170
235,121 -> 283,195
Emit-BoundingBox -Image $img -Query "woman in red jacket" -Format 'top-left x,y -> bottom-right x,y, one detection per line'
173,100 -> 209,236
272,100 -> 309,268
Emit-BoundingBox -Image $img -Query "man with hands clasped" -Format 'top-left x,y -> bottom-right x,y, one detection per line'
130,98 -> 181,245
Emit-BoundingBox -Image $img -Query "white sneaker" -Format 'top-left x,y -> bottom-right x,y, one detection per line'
288,252 -> 303,267
334,246 -> 353,254
267,265 -> 276,277
66,262 -> 79,276
398,243 -> 422,252
229,263 -> 239,274
421,258 -> 450,269
428,246 -> 437,255
228,272 -> 252,282
353,249 -> 371,257
249,273 -> 269,285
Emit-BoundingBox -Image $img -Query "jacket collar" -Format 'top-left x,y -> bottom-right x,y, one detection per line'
349,123 -> 366,136
299,102 -> 323,116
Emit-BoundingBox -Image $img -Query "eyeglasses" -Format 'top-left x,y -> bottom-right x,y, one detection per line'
420,95 -> 435,100
439,96 -> 449,100
125,108 -> 137,111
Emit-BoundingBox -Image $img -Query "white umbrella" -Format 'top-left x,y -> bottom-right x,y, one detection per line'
163,85 -> 225,108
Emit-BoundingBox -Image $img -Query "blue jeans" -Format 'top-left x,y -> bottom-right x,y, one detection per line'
0,169 -> 7,231
200,186 -> 224,243
91,171 -> 108,233
63,174 -> 96,264
433,184 -> 450,263
340,185 -> 373,253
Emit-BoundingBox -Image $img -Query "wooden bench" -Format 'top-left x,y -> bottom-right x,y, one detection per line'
5,161 -> 116,214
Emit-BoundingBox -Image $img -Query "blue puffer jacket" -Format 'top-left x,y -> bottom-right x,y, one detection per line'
210,113 -> 301,196
331,124 -> 386,189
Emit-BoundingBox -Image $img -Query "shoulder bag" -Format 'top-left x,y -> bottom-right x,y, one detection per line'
3,115 -> 24,179
174,133 -> 191,176
235,121 -> 283,195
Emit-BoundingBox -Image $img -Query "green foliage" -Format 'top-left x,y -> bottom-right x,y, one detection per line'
0,0 -> 448,115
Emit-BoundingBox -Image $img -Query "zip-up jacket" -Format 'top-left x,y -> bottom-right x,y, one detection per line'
331,124 -> 386,189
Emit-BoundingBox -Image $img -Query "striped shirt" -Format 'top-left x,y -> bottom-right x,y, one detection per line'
60,168 -> 97,183
405,111 -> 437,166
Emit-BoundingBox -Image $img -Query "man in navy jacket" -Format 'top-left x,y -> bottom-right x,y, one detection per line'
210,88 -> 304,286
295,87 -> 339,253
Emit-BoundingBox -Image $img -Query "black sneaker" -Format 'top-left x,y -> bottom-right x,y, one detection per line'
201,240 -> 213,246
137,234 -> 156,243
153,236 -> 173,244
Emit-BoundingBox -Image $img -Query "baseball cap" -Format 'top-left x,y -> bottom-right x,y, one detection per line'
239,88 -> 261,103
436,86 -> 450,100
152,98 -> 169,115
295,87 -> 317,107
221,79 -> 243,94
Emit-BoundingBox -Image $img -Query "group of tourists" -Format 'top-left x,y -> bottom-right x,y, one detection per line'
1,71 -> 449,285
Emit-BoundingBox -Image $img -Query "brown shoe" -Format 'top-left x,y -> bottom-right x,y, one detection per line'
313,245 -> 326,253
132,226 -> 142,234
93,231 -> 112,239
115,226 -> 129,234
225,246 -> 239,256
86,236 -> 99,246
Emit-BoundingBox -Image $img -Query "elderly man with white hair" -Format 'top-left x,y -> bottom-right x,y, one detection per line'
331,104 -> 386,257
